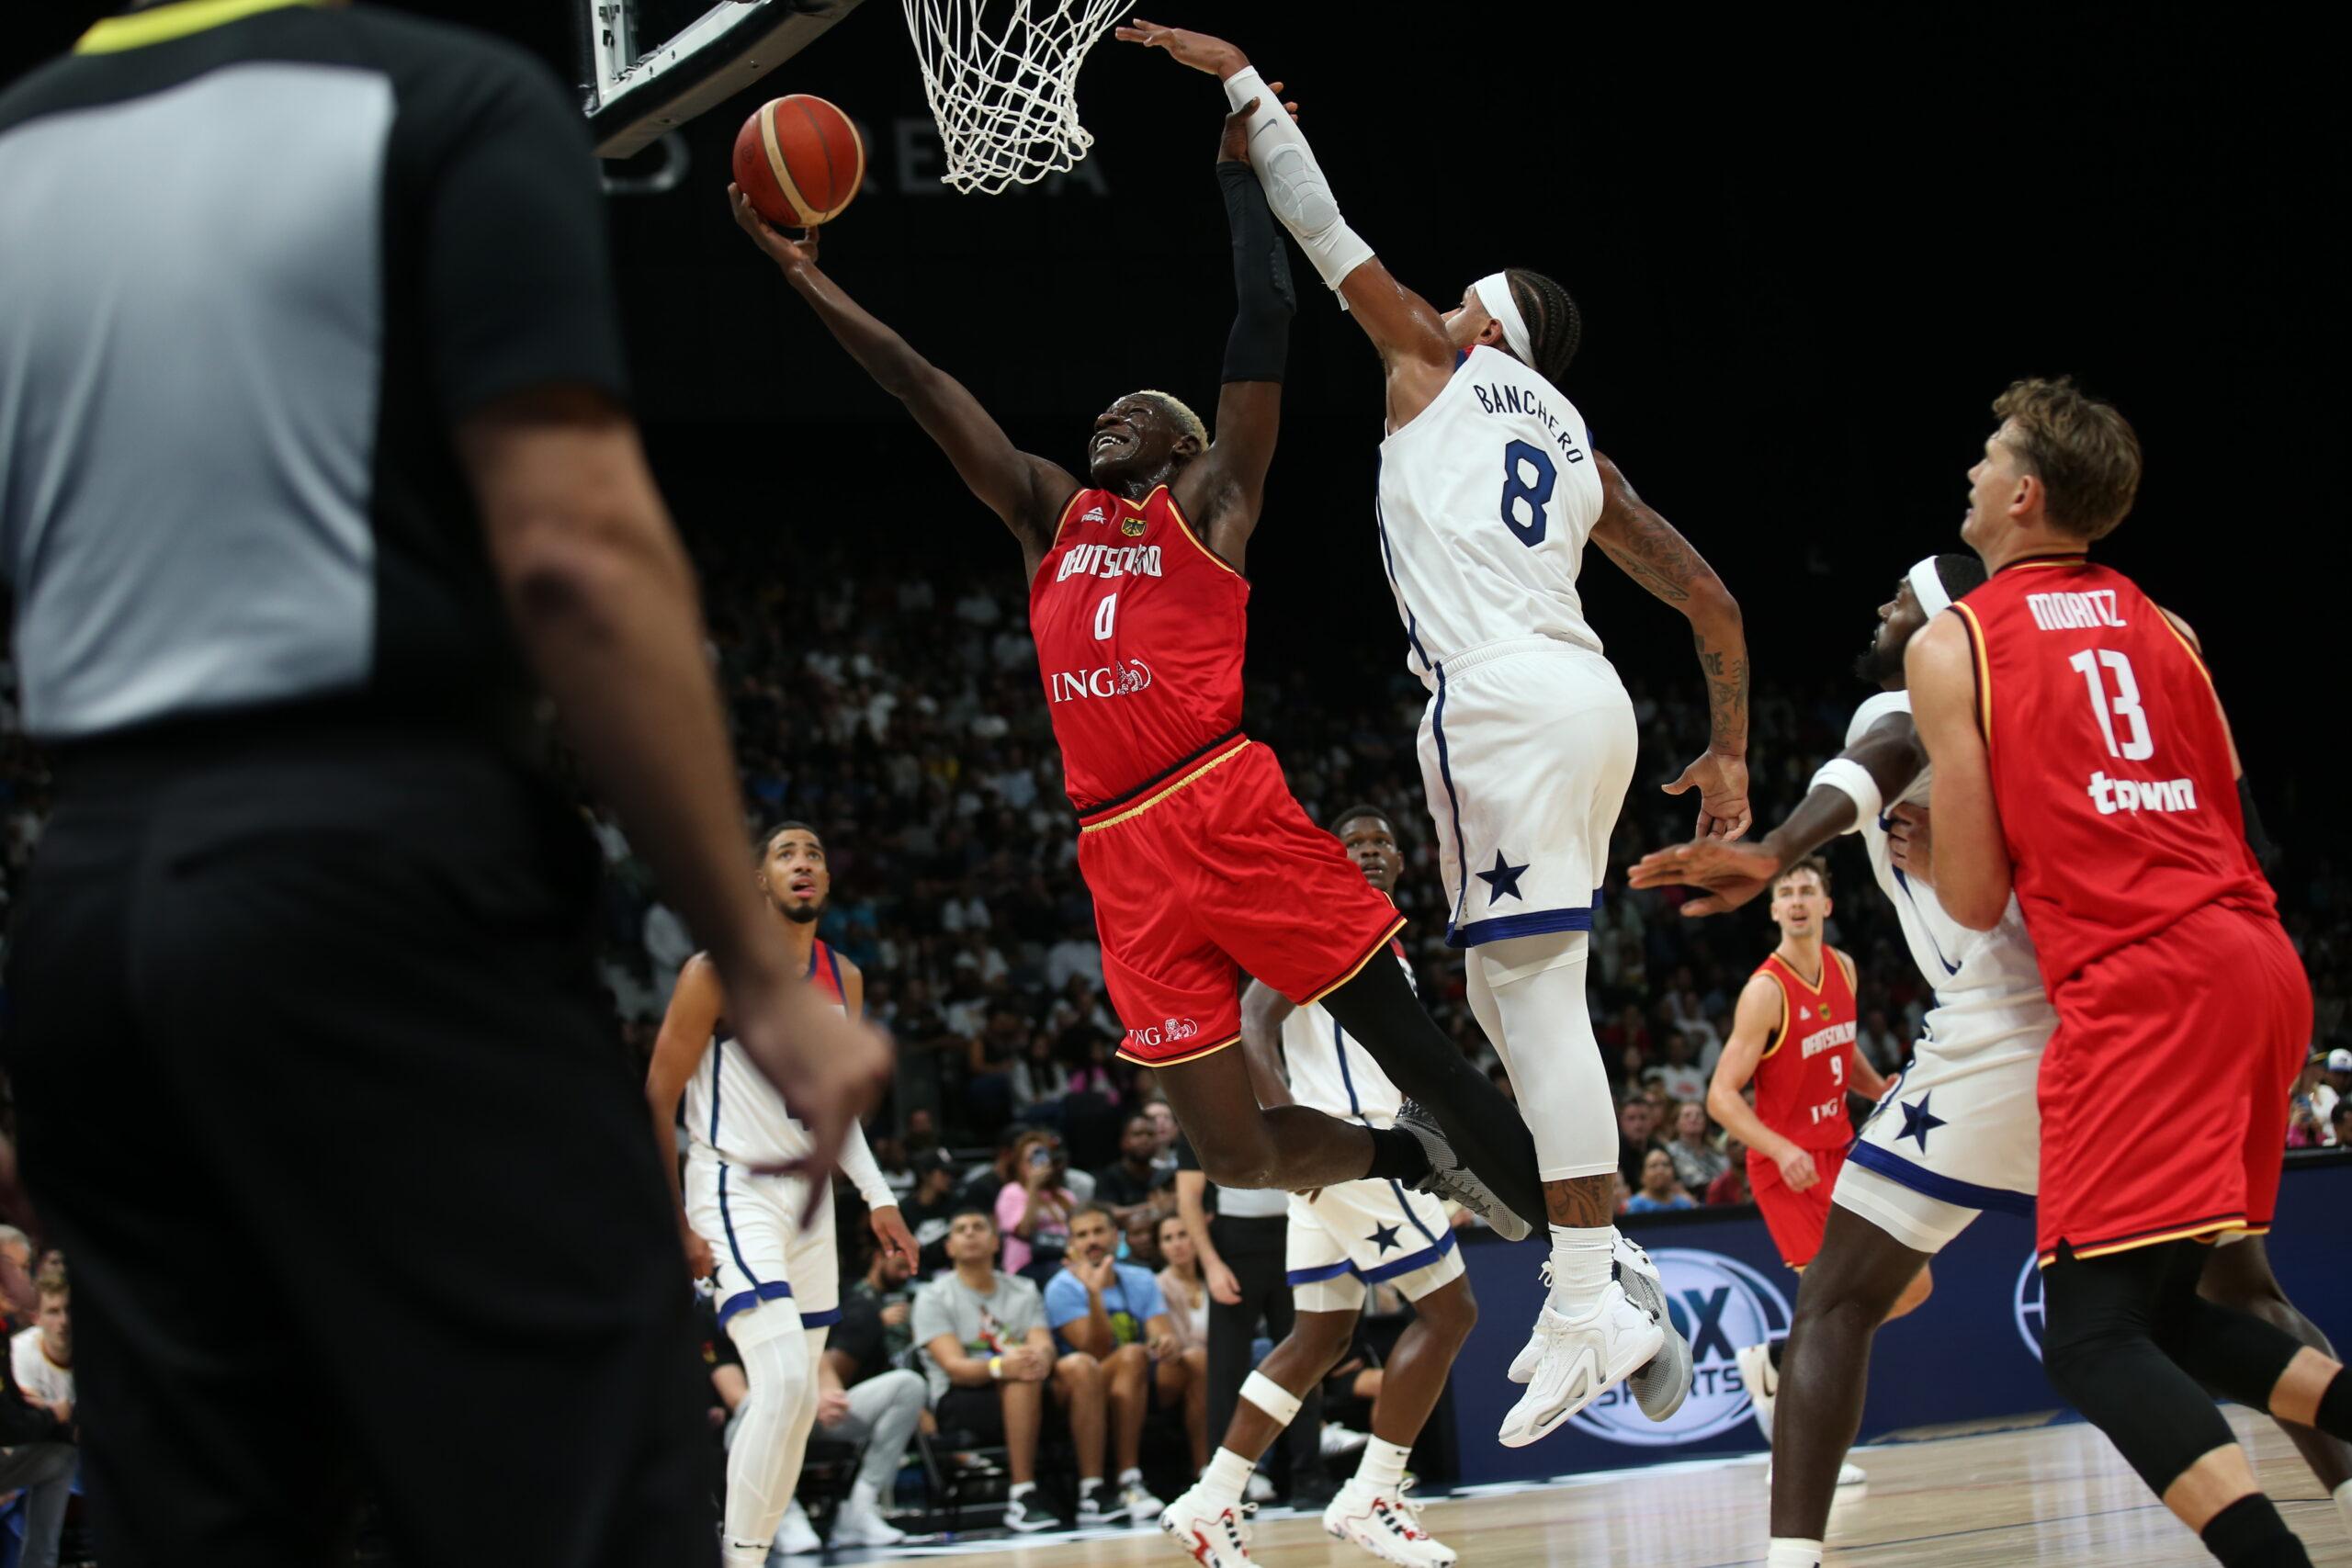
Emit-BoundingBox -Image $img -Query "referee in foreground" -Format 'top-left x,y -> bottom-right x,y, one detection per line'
0,4 -> 888,1564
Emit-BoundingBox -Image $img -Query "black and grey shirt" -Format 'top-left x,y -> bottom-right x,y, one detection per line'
0,0 -> 627,747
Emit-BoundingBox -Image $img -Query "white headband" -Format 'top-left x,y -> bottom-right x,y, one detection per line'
1472,273 -> 1535,366
1907,557 -> 1953,619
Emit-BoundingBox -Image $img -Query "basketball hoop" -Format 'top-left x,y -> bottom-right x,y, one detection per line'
900,0 -> 1129,195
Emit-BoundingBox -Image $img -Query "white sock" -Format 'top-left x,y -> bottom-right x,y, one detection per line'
1766,1539 -> 1823,1568
2335,1478 -> 2352,1537
1548,1223 -> 1616,1314
1080,1475 -> 1104,1499
1202,1447 -> 1256,1506
1009,1481 -> 1036,1501
1355,1437 -> 1412,1495
1118,1467 -> 1144,1488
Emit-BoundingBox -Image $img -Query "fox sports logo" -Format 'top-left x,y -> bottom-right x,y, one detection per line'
1573,1248 -> 1792,1447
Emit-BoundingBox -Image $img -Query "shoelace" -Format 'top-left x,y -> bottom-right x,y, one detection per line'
1381,1481 -> 1432,1540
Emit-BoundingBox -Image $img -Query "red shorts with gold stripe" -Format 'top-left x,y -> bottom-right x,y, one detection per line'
1077,734 -> 1406,1066
2037,902 -> 2310,1264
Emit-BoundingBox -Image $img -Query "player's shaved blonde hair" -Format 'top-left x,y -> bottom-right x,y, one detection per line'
1133,389 -> 1207,450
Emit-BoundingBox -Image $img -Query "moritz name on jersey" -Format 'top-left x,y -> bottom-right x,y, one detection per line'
2088,770 -> 2198,815
2026,590 -> 2127,631
1053,543 -> 1164,583
1467,378 -> 1589,467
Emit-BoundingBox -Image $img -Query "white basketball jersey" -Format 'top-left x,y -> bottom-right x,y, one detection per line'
678,959 -> 895,1210
1375,344 -> 1607,689
1280,953 -> 1410,1126
1842,692 -> 2054,1061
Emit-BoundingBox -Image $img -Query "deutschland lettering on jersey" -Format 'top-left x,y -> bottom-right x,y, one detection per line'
1027,485 -> 1249,811
1751,950 -> 1860,1151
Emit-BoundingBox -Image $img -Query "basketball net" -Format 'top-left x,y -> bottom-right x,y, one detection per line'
900,0 -> 1128,195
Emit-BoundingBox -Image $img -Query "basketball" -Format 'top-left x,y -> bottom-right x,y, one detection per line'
732,95 -> 865,229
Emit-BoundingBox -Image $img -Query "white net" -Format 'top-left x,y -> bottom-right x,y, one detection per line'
900,0 -> 1130,195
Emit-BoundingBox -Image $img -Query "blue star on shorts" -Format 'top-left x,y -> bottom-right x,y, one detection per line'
1476,850 -> 1529,904
1368,1223 -> 1403,1255
1899,1093 -> 1947,1152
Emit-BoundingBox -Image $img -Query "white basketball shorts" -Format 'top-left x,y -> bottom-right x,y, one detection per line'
1285,1177 -> 1464,1313
684,1147 -> 842,1331
1415,637 -> 1635,950
1834,1002 -> 2053,1254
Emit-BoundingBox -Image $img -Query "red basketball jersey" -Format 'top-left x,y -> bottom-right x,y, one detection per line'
1952,555 -> 2274,990
1751,948 -> 1861,1151
1029,485 -> 1248,810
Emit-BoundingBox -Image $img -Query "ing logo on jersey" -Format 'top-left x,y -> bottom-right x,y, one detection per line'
1127,1017 -> 1198,1050
1573,1249 -> 1792,1448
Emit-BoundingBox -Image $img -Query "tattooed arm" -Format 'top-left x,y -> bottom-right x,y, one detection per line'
1588,451 -> 1752,839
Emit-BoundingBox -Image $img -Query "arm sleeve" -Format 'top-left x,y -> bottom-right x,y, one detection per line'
418,49 -> 629,418
1218,161 -> 1294,384
837,1121 -> 900,1213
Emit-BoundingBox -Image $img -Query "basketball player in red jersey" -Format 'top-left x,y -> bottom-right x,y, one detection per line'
728,99 -> 1545,1243
1704,858 -> 1923,1477
1911,378 -> 2352,1567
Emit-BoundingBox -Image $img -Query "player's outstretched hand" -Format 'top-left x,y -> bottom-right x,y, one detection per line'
1664,747 -> 1753,841
1115,17 -> 1248,78
1887,804 -> 1934,887
870,1203 -> 921,1268
728,184 -> 820,271
733,978 -> 894,1224
1628,836 -> 1782,917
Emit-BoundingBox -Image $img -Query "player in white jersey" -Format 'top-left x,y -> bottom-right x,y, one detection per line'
1118,19 -> 1744,1446
1160,807 -> 1476,1568
647,822 -> 919,1566
1632,556 -> 2352,1566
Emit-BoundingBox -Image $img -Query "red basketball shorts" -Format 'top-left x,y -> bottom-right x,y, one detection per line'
2037,902 -> 2311,1264
1748,1142 -> 1847,1269
1076,736 -> 1406,1067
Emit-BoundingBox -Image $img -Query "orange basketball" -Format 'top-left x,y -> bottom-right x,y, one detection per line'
733,95 -> 864,228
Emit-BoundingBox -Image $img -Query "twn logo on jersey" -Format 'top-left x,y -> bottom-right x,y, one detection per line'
1127,1017 -> 1198,1051
2086,771 -> 2198,815
2014,1251 -> 2047,1361
1048,659 -> 1153,703
1572,1248 -> 1792,1448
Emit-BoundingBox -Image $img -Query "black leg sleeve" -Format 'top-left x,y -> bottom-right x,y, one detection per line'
1322,955 -> 1547,1230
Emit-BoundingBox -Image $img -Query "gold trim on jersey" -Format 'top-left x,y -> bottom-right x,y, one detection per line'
78,0 -> 315,51
1116,1032 -> 1242,1068
2155,610 -> 2219,691
1301,914 -> 1411,1007
1161,489 -> 1243,579
1077,736 -> 1252,833
1755,958 -> 1796,1060
2039,1213 -> 2250,1268
1953,601 -> 1994,749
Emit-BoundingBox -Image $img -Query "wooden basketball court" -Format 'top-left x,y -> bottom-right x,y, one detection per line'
888,1407 -> 2346,1566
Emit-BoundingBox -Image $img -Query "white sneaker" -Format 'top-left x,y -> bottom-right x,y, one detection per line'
1736,1342 -> 1778,1443
775,1502 -> 821,1556
1322,1478 -> 1456,1568
1613,1235 -> 1693,1422
1320,1421 -> 1372,1459
1498,1281 -> 1664,1448
1159,1482 -> 1255,1566
830,1494 -> 907,1549
1765,1459 -> 1866,1487
1506,1261 -> 1553,1383
1076,1489 -> 1111,1528
1122,1478 -> 1168,1525
1003,1491 -> 1067,1533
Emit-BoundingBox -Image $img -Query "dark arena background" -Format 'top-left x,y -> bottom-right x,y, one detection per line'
3,5 -> 2346,1566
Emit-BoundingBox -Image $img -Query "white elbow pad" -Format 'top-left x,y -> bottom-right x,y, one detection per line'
1221,67 -> 1373,294
1809,757 -> 1883,832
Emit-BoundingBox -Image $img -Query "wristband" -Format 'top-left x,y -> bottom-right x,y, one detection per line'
989,1355 -> 1003,1382
1807,757 -> 1883,834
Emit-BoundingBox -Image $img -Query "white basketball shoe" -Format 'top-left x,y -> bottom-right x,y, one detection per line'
1498,1280 -> 1664,1447
1322,1479 -> 1456,1568
1509,1243 -> 1691,1421
1159,1483 -> 1255,1567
